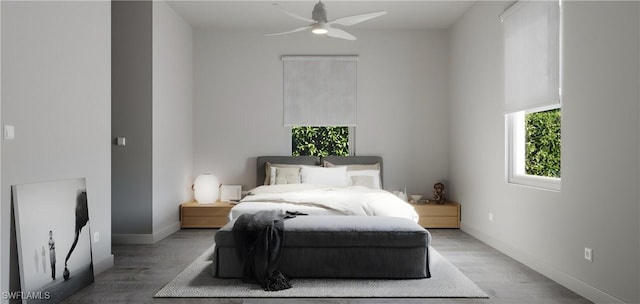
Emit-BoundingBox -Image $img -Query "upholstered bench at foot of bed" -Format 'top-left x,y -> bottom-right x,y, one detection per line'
214,215 -> 431,279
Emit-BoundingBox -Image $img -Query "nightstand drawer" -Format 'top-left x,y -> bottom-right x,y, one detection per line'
180,201 -> 233,228
411,201 -> 460,229
418,216 -> 459,228
182,206 -> 230,217
181,216 -> 228,228
413,204 -> 457,216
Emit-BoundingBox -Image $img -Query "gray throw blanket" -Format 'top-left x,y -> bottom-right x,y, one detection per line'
232,210 -> 303,291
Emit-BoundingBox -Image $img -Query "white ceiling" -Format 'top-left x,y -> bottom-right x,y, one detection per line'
167,1 -> 476,30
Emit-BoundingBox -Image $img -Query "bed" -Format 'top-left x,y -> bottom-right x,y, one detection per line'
228,156 -> 419,222
215,155 -> 430,281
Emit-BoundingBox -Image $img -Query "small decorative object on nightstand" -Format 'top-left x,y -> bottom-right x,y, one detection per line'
409,194 -> 422,203
220,185 -> 242,202
180,201 -> 233,228
433,182 -> 446,204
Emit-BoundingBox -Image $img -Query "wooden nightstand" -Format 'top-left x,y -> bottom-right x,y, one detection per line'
411,201 -> 460,228
180,201 -> 234,228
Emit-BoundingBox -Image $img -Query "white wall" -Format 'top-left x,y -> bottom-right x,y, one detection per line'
449,1 -> 639,303
194,29 -> 450,195
152,1 -> 194,241
1,1 -> 113,299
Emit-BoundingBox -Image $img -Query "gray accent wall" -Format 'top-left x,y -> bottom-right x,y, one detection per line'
193,29 -> 450,195
449,1 -> 639,303
112,1 -> 153,235
1,1 -> 113,298
0,2 -> 3,300
112,1 -> 193,242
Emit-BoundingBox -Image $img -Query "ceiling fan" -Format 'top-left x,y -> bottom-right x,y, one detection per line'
267,1 -> 387,40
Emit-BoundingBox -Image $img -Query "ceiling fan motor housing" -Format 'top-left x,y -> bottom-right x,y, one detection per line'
312,1 -> 328,23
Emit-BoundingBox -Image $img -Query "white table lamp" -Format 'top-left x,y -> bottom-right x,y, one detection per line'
194,174 -> 219,204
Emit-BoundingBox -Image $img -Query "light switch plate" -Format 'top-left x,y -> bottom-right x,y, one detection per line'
4,125 -> 15,140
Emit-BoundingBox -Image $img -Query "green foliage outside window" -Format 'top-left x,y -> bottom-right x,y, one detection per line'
525,109 -> 561,178
292,126 -> 349,157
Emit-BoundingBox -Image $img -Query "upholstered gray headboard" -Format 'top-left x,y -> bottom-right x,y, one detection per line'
256,155 -> 383,186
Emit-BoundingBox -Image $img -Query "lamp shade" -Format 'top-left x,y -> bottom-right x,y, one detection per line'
194,174 -> 219,204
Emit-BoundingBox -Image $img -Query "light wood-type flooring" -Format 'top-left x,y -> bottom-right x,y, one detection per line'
64,229 -> 591,304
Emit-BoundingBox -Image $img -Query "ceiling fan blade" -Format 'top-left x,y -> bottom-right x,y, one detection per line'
266,26 -> 311,36
326,27 -> 357,40
329,11 -> 387,27
273,4 -> 315,23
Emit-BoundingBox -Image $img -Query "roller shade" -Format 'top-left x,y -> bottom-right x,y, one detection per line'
283,55 -> 358,126
503,0 -> 561,113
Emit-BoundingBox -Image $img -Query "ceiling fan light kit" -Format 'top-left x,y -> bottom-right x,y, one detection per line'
269,1 -> 387,40
311,23 -> 328,35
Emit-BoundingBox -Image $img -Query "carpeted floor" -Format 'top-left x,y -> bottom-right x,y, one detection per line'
155,245 -> 488,298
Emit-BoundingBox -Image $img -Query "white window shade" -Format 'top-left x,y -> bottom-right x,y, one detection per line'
503,0 -> 560,113
283,55 -> 358,126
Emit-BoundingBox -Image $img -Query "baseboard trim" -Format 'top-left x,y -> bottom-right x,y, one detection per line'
112,222 -> 181,244
152,222 -> 180,243
93,254 -> 114,275
112,233 -> 154,244
461,223 -> 625,304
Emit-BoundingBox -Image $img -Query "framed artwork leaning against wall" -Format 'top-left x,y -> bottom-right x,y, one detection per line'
12,178 -> 93,304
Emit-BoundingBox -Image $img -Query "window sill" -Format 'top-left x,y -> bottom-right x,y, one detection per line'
508,174 -> 561,192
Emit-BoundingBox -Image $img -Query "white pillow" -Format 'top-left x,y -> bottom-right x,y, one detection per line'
300,166 -> 348,186
346,169 -> 381,189
324,161 -> 380,172
350,175 -> 375,188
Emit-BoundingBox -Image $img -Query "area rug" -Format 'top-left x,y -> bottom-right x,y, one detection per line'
155,245 -> 488,298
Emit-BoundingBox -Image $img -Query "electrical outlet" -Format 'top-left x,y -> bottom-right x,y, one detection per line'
94,232 -> 100,243
488,213 -> 494,222
584,247 -> 593,261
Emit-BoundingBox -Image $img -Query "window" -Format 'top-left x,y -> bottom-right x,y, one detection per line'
502,0 -> 562,190
524,109 -> 561,178
283,56 -> 358,157
291,126 -> 353,157
507,107 -> 561,190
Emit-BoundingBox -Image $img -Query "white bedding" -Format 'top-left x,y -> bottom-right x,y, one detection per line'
229,184 -> 419,222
